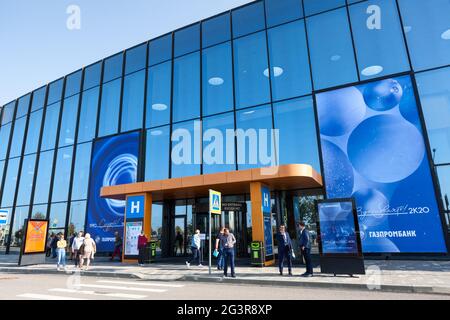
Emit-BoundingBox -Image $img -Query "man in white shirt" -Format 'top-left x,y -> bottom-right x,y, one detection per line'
71,231 -> 85,268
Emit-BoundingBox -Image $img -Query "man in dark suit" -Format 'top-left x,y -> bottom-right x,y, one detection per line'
298,222 -> 313,277
276,225 -> 293,276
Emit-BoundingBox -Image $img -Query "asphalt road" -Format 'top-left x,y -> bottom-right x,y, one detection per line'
0,274 -> 448,300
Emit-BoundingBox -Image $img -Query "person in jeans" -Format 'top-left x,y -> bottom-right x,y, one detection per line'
223,228 -> 236,278
215,228 -> 226,270
276,225 -> 293,276
71,231 -> 84,267
56,234 -> 67,271
298,222 -> 313,277
110,232 -> 123,261
186,229 -> 201,268
137,231 -> 148,267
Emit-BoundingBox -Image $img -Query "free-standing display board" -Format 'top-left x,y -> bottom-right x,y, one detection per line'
19,219 -> 49,266
315,199 -> 365,276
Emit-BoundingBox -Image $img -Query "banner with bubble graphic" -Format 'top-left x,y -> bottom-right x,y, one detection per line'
86,131 -> 140,253
316,75 -> 447,253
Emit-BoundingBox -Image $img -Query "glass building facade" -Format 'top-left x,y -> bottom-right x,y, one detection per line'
1,0 -> 449,255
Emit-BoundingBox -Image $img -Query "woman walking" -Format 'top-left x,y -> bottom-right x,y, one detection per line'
56,234 -> 67,271
79,233 -> 96,270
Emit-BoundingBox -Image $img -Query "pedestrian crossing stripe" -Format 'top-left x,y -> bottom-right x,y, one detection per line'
97,280 -> 185,288
77,283 -> 167,293
49,288 -> 146,299
17,293 -> 84,300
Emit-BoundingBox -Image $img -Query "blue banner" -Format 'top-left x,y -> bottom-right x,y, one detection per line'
86,131 -> 140,252
126,195 -> 145,220
261,186 -> 273,257
316,75 -> 447,253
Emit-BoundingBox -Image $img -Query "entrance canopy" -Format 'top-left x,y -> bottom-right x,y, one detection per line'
100,164 -> 322,201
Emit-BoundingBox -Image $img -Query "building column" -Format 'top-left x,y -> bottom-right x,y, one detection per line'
250,182 -> 275,266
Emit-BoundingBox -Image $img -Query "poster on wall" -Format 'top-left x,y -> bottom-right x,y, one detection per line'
316,75 -> 447,253
86,131 -> 140,253
317,200 -> 359,255
24,220 -> 48,254
125,221 -> 143,256
261,186 -> 274,258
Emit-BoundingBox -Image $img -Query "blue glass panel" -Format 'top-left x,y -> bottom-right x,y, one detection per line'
47,79 -> 64,105
78,87 -> 99,143
69,201 -> 87,234
0,124 -> 12,160
25,110 -> 43,155
65,70 -> 82,98
31,204 -> 47,219
145,126 -> 170,181
0,161 -> 4,194
173,53 -> 200,122
236,104 -> 274,170
417,67 -> 450,165
83,62 -> 102,91
171,121 -> 201,178
1,102 -> 15,125
307,8 -> 358,90
202,112 -> 236,174
98,78 -> 121,137
49,202 -> 67,229
71,143 -> 92,201
268,20 -> 312,101
31,86 -> 46,112
103,53 -> 123,83
9,116 -> 26,158
304,0 -> 346,16
232,1 -> 265,38
59,95 -> 79,147
125,43 -> 147,75
10,206 -> 29,247
146,62 -> 171,128
398,0 -> 450,71
350,0 -> 409,80
437,166 -> 450,212
174,24 -> 200,57
273,97 -> 320,172
41,102 -> 60,151
33,150 -> 54,204
51,146 -> 74,203
202,42 -> 234,116
234,32 -> 271,109
265,0 -> 303,27
1,158 -> 20,207
16,94 -> 30,119
121,70 -> 145,132
16,154 -> 36,206
149,34 -> 172,66
202,13 -> 231,48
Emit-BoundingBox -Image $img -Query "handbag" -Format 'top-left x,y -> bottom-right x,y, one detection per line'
291,249 -> 296,259
213,249 -> 219,258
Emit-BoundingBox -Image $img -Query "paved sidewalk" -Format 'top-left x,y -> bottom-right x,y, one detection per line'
1,254 -> 450,295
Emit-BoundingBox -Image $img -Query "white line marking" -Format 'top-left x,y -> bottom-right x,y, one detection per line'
17,293 -> 84,300
49,288 -> 146,299
97,280 -> 184,288
77,284 -> 167,293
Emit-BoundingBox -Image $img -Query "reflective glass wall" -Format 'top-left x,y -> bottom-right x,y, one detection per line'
1,0 -> 450,253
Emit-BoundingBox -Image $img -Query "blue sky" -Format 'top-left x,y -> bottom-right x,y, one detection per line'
0,0 -> 253,106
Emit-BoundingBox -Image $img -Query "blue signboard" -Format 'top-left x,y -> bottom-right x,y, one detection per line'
261,186 -> 273,257
126,195 -> 145,220
318,201 -> 358,255
86,131 -> 140,252
316,75 -> 447,253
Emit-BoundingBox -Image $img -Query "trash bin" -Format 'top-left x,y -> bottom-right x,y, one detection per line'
144,240 -> 158,263
250,241 -> 264,267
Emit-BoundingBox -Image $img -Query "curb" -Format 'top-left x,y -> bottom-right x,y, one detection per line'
182,275 -> 450,296
0,268 -> 142,280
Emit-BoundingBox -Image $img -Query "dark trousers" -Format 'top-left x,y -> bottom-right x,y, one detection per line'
223,248 -> 235,276
278,246 -> 292,274
111,246 -> 122,260
73,250 -> 79,266
188,247 -> 200,265
302,248 -> 313,274
138,247 -> 145,264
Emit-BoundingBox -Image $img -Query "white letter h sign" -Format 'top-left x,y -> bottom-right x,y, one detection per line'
131,201 -> 140,214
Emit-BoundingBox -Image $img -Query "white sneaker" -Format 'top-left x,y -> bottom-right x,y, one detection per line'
57,267 -> 60,271
186,261 -> 190,268
198,264 -> 203,267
